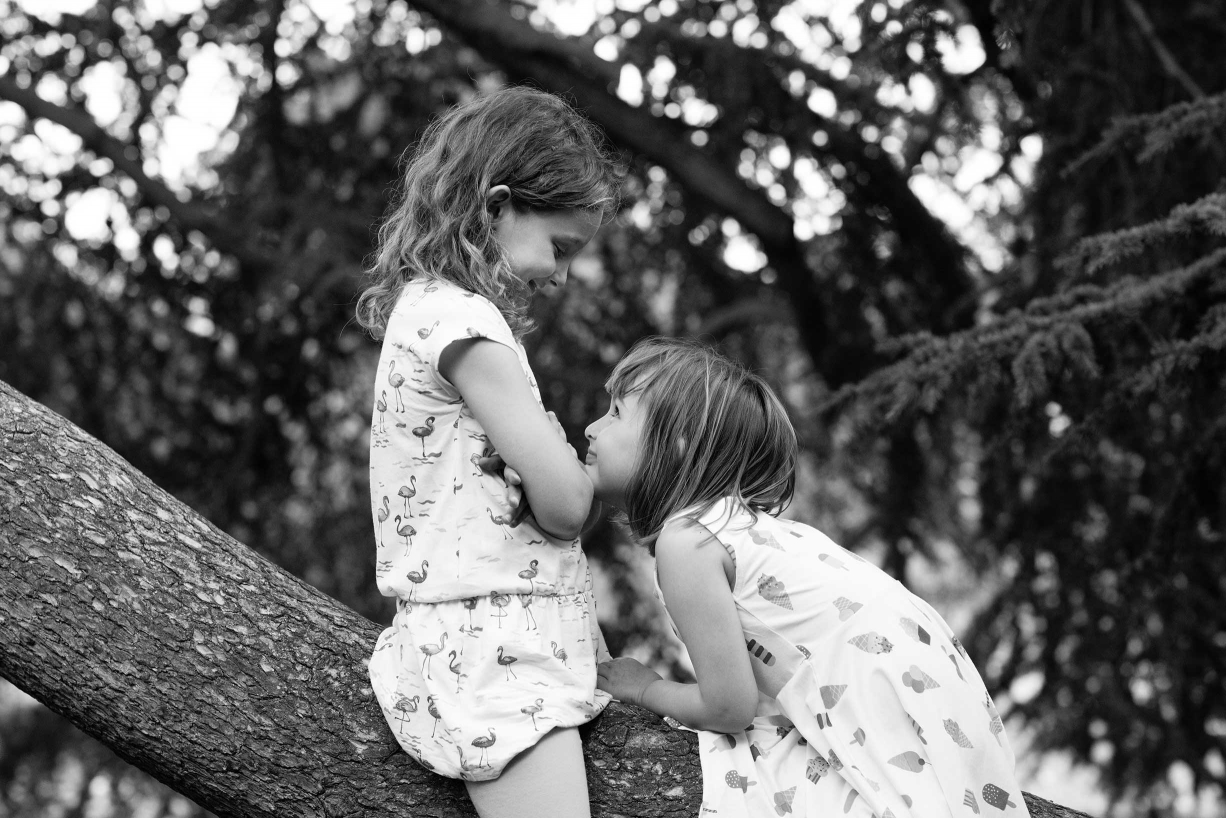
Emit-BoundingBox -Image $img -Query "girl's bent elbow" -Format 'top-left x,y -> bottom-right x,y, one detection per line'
708,713 -> 755,735
525,475 -> 591,540
540,508 -> 588,541
533,502 -> 590,541
706,698 -> 758,734
549,522 -> 585,542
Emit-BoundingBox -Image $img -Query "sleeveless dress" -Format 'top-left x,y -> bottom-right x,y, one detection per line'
661,499 -> 1030,818
367,278 -> 608,781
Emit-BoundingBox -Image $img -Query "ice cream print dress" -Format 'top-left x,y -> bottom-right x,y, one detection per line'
367,278 -> 609,781
665,499 -> 1029,818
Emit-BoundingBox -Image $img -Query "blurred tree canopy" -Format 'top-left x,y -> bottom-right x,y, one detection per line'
0,0 -> 1223,816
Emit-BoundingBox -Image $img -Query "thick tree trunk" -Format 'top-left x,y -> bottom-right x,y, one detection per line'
0,379 -> 1089,818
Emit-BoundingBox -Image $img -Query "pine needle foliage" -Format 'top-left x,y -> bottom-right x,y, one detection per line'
824,87 -> 1226,809
1061,91 -> 1226,177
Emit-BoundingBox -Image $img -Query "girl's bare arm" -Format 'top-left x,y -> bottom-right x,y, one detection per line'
600,521 -> 757,733
441,338 -> 593,540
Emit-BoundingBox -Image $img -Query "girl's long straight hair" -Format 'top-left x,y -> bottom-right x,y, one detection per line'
356,86 -> 620,339
606,337 -> 797,551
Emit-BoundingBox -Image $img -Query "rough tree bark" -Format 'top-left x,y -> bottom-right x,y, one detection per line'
0,380 -> 1089,818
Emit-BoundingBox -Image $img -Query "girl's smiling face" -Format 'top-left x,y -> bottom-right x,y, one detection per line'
583,390 -> 647,510
489,186 -> 602,293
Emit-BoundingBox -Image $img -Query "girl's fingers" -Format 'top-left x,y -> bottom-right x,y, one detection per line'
476,455 -> 505,472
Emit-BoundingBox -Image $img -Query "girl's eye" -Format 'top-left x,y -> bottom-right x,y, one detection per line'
552,243 -> 563,259
610,405 -> 620,418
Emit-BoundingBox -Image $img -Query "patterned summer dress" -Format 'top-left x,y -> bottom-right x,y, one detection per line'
367,278 -> 608,781
661,499 -> 1029,818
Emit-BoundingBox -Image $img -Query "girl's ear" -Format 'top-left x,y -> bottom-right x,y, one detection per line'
486,185 -> 513,220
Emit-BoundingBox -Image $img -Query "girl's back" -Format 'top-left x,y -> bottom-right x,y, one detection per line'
665,498 -> 1028,818
370,278 -> 588,603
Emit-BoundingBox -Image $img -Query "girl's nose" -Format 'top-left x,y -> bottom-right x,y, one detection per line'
585,416 -> 604,440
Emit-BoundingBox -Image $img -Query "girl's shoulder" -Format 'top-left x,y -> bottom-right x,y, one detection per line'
660,496 -> 749,542
388,278 -> 511,339
397,277 -> 490,310
689,496 -> 753,530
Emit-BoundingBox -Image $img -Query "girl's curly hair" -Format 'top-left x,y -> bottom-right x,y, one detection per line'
356,86 -> 621,339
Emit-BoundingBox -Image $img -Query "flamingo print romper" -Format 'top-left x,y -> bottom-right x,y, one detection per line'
367,278 -> 609,781
664,499 -> 1030,818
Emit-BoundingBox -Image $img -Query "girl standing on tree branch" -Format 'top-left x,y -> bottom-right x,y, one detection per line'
356,86 -> 619,818
591,337 -> 1031,818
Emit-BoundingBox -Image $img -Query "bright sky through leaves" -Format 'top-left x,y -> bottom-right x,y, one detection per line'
8,0 -> 1028,277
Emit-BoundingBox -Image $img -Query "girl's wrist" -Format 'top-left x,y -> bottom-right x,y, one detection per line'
635,678 -> 660,710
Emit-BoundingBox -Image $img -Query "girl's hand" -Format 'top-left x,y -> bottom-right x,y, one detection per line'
476,454 -> 530,525
596,658 -> 662,708
477,411 -> 574,529
442,340 -> 593,540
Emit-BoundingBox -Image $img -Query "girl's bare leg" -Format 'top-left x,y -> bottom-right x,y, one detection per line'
464,726 -> 590,818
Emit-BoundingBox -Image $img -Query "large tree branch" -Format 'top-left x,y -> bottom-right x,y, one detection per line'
414,1 -> 797,252
0,378 -> 699,818
408,0 -> 980,380
1,383 -> 1089,818
1118,0 -> 1205,100
0,75 -> 271,271
623,15 -> 977,327
407,0 -> 845,380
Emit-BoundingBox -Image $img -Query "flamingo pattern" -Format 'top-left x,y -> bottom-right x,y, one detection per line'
368,279 -> 609,782
486,507 -> 513,540
471,728 -> 496,768
405,560 -> 429,602
489,590 -> 511,628
393,695 -> 419,734
447,649 -> 463,693
427,695 -> 443,737
520,595 -> 538,631
521,698 -> 544,731
395,515 -> 415,556
419,632 -> 447,679
518,559 -> 539,592
659,498 -> 1029,818
496,646 -> 518,680
376,495 -> 390,547
388,361 -> 406,412
399,477 -> 417,517
411,416 -> 436,456
376,391 -> 388,433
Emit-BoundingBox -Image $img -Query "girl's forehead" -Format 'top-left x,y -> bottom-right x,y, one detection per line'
528,207 -> 602,242
606,368 -> 652,397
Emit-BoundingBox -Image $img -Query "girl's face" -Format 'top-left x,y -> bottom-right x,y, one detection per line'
583,390 -> 647,510
489,187 -> 602,292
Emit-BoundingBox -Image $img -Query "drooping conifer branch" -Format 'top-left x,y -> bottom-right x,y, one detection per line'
1058,192 -> 1226,276
1061,92 -> 1226,177
821,246 -> 1226,423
